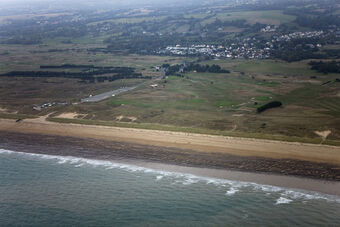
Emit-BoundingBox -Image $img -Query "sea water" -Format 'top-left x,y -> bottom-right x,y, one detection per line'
0,149 -> 339,226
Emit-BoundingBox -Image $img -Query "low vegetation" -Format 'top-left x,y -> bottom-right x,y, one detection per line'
0,65 -> 150,83
257,101 -> 283,113
163,63 -> 230,75
309,61 -> 340,74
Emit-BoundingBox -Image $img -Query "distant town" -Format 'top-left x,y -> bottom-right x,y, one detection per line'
157,30 -> 331,59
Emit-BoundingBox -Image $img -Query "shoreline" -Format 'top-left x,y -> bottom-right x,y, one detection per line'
0,130 -> 340,183
123,160 -> 340,197
1,147 -> 340,197
1,118 -> 340,165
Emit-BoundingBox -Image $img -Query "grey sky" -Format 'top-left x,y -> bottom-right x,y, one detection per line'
0,0 -> 212,13
0,0 -> 198,5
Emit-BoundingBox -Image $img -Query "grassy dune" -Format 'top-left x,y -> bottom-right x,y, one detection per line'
47,117 -> 340,146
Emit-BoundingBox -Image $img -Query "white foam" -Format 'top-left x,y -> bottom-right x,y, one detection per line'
58,159 -> 68,164
226,187 -> 239,196
75,163 -> 84,168
279,189 -> 337,202
156,175 -> 164,181
182,178 -> 199,185
1,148 -> 340,203
276,197 -> 293,205
0,149 -> 12,154
253,184 -> 282,193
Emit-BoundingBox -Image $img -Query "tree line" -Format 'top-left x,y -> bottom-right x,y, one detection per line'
257,101 -> 282,113
309,61 -> 340,74
0,66 -> 150,83
162,63 -> 230,76
40,64 -> 135,73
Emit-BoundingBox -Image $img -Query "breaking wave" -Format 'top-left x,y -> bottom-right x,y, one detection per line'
1,148 -> 339,204
276,197 -> 293,205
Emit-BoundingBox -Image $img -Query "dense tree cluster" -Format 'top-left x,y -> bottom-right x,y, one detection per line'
272,50 -> 325,62
309,61 -> 340,74
185,64 -> 230,73
162,63 -> 230,76
40,64 -> 135,74
2,36 -> 42,45
40,64 -> 95,69
323,49 -> 340,58
0,65 -> 150,83
294,15 -> 340,29
257,101 -> 282,113
270,34 -> 338,62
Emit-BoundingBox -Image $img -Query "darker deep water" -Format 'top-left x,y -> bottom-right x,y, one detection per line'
0,149 -> 340,227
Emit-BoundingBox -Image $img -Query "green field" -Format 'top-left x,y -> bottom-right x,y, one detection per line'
86,10 -> 295,27
203,59 -> 323,76
87,16 -> 167,26
201,10 -> 296,26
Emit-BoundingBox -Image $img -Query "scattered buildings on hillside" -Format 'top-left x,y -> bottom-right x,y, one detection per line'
157,30 -> 329,59
158,43 -> 270,59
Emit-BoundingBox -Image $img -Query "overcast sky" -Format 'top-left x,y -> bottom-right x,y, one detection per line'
0,0 -> 213,13
0,0 -> 170,13
0,0 -> 199,6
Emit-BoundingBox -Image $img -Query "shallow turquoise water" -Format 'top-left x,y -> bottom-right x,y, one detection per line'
0,149 -> 339,226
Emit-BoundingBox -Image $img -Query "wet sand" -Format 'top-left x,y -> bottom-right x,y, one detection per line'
1,118 -> 340,165
0,128 -> 340,188
129,161 -> 340,196
0,131 -> 339,196
0,117 -> 340,191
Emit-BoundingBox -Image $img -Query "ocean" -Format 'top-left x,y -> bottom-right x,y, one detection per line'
0,148 -> 339,226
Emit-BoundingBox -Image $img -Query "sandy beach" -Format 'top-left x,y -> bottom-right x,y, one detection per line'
0,130 -> 339,196
0,117 -> 340,183
1,117 -> 340,165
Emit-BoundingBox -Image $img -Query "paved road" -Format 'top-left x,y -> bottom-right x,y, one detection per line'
81,70 -> 165,103
81,86 -> 137,103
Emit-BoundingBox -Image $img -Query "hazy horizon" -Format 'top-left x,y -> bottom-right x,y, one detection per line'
0,0 -> 212,7
0,0 -> 216,14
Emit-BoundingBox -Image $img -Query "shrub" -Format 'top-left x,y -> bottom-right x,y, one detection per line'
257,101 -> 282,113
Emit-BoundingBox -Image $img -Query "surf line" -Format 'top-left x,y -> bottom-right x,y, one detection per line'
0,148 -> 339,204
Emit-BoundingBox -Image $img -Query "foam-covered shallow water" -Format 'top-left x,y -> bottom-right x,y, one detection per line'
0,148 -> 340,226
